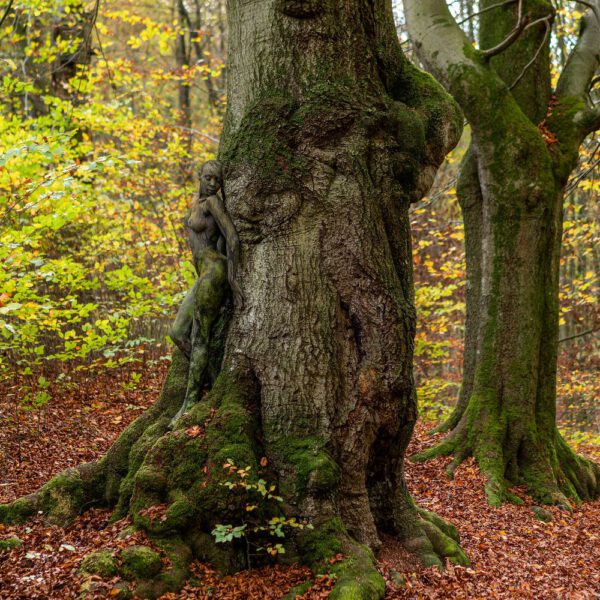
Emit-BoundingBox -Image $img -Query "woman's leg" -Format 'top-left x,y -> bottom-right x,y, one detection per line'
171,252 -> 227,424
169,281 -> 198,359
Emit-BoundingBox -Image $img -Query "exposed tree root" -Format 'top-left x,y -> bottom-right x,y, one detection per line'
412,413 -> 600,509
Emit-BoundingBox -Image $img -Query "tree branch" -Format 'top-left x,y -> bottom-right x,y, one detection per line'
556,2 -> 600,101
558,327 -> 597,343
402,0 -> 523,130
480,0 -> 531,59
402,0 -> 478,88
0,0 -> 14,30
508,17 -> 552,90
456,0 -> 518,26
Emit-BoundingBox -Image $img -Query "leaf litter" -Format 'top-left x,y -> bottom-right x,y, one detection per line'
1,366 -> 599,598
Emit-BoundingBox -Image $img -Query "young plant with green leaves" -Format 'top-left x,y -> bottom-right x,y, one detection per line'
212,459 -> 313,566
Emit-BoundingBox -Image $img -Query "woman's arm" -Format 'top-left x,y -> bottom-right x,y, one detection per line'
206,194 -> 244,307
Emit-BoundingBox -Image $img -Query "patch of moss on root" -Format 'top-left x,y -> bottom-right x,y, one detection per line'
296,519 -> 385,599
273,436 -> 340,502
403,509 -> 470,568
120,545 -> 163,579
327,541 -> 385,600
79,549 -> 118,577
0,496 -> 37,525
297,518 -> 345,570
103,350 -> 190,510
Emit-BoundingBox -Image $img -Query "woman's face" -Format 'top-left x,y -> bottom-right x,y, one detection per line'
201,170 -> 221,196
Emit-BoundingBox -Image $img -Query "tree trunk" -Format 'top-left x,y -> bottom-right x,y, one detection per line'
405,0 -> 600,506
0,1 -> 469,597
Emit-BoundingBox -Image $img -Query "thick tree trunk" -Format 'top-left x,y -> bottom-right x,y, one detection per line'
426,137 -> 599,506
407,0 -> 600,506
0,1 -> 470,597
433,146 -> 482,434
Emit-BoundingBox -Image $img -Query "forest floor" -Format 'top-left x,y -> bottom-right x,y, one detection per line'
0,360 -> 599,599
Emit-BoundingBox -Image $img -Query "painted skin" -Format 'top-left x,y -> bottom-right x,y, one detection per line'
169,161 -> 242,425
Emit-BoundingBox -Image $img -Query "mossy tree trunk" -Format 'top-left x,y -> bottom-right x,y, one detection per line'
0,1 -> 471,597
405,0 -> 600,506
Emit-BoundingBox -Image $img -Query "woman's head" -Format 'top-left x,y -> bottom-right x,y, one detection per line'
199,160 -> 223,197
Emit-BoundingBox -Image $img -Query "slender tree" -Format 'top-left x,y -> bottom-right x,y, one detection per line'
404,0 -> 600,506
1,1 -> 469,597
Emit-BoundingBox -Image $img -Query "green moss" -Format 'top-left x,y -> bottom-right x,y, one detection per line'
134,467 -> 167,494
327,541 -> 385,600
297,518 -> 345,569
102,350 -> 189,508
395,62 -> 462,153
0,497 -> 36,525
79,549 -> 118,577
0,536 -> 23,552
417,508 -> 459,543
328,573 -> 385,600
273,437 -> 340,501
120,545 -> 163,580
2,467 -> 95,527
281,581 -> 313,599
38,469 -> 87,525
165,440 -> 208,490
164,496 -> 195,529
150,538 -> 192,595
420,520 -> 470,566
220,92 -> 306,186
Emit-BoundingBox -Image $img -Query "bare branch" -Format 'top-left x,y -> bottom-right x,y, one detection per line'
402,0 -> 524,129
556,2 -> 600,100
509,17 -> 552,90
170,125 -> 220,144
558,328 -> 597,343
0,0 -> 13,29
564,140 -> 600,196
480,0 -> 531,59
456,0 -> 517,25
402,0 -> 480,86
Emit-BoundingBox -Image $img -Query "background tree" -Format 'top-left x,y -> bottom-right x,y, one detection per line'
404,0 -> 600,506
0,0 -> 470,597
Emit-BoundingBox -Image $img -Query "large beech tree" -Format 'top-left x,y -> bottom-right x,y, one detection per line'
404,0 -> 600,506
0,1 -> 470,597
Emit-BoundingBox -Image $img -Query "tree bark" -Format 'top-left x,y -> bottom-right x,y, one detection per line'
0,1 -> 469,597
404,0 -> 600,506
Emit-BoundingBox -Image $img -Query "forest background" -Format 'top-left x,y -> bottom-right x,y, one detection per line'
0,0 -> 596,447
0,0 -> 598,597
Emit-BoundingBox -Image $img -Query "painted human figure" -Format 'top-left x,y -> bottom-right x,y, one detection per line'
169,160 -> 242,423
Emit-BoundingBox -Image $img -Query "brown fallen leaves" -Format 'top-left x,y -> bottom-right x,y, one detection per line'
161,564 -> 335,599
0,360 -> 167,504
380,422 -> 600,599
1,365 -> 599,598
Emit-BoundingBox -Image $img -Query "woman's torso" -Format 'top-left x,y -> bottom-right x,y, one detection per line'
188,197 -> 224,271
